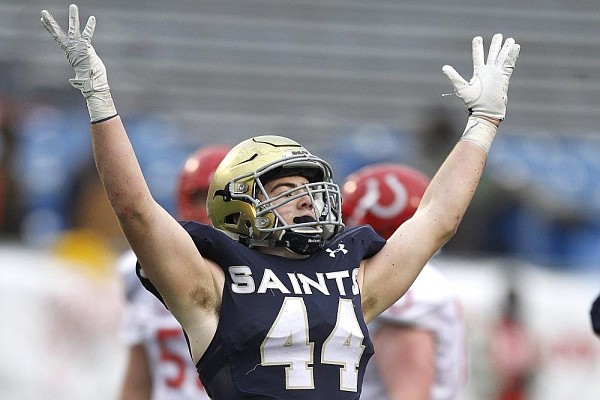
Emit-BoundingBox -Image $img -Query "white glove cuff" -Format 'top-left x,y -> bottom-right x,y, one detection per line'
460,116 -> 498,154
85,90 -> 117,123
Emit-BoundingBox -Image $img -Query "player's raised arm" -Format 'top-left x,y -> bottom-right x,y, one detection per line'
40,5 -> 222,322
361,34 -> 520,321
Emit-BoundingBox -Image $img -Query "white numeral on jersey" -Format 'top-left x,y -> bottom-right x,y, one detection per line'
260,297 -> 364,392
261,297 -> 315,389
322,299 -> 365,392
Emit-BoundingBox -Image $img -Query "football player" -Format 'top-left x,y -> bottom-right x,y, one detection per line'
342,163 -> 467,400
119,145 -> 230,400
41,5 -> 519,398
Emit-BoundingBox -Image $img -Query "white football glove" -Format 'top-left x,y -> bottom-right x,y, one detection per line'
442,33 -> 520,121
41,4 -> 117,122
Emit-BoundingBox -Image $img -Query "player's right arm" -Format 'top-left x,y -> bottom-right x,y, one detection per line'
89,117 -> 223,322
119,344 -> 153,400
372,326 -> 435,400
40,4 -> 223,356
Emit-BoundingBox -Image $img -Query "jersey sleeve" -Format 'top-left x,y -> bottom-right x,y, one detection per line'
117,250 -> 149,345
375,263 -> 458,329
120,295 -> 147,346
116,250 -> 143,303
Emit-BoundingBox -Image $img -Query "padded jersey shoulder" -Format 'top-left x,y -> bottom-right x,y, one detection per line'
136,221 -> 386,306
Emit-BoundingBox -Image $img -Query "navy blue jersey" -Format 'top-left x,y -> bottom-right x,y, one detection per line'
138,222 -> 385,399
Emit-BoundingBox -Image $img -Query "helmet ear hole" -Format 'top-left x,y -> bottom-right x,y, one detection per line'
224,212 -> 240,225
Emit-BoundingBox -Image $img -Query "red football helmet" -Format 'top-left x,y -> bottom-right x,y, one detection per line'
341,163 -> 430,239
177,144 -> 231,223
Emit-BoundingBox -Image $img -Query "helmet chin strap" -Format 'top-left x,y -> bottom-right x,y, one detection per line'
280,215 -> 324,255
238,216 -> 325,255
237,232 -> 323,255
280,230 -> 324,255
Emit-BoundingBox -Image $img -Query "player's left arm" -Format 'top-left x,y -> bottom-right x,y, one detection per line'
361,34 -> 520,321
372,325 -> 435,400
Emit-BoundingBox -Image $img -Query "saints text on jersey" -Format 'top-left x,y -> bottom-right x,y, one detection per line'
229,266 -> 360,296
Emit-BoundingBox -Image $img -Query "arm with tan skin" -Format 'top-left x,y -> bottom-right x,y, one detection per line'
119,344 -> 153,400
360,34 -> 520,321
41,5 -> 223,361
361,140 -> 486,321
372,325 -> 435,400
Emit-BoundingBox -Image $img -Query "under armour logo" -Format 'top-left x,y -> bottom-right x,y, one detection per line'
326,244 -> 348,258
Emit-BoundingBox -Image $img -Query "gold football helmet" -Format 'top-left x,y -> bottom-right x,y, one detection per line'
207,135 -> 343,255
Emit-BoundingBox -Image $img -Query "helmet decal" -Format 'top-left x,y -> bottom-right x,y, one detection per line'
363,174 -> 409,219
342,163 -> 430,240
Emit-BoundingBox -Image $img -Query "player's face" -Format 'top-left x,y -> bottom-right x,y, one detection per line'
262,175 -> 314,225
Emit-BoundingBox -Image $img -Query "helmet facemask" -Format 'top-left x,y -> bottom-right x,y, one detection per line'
257,176 -> 341,254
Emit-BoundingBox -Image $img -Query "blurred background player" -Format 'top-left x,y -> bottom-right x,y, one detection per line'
118,144 -> 230,400
341,163 -> 467,400
1,157 -> 126,399
488,285 -> 538,400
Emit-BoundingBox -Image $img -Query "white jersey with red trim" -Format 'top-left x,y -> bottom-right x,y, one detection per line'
118,250 -> 210,400
361,262 -> 467,400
